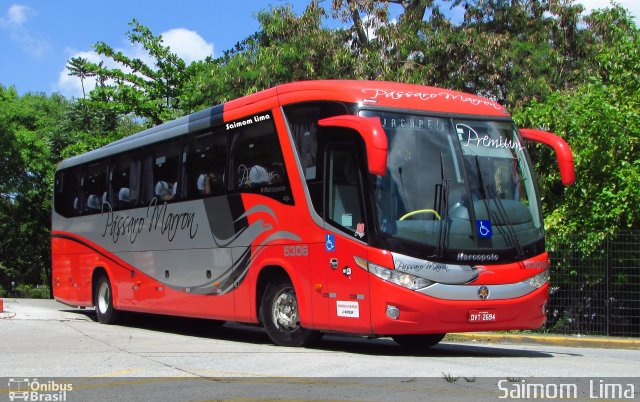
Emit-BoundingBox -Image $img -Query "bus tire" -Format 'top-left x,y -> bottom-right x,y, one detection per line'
260,278 -> 322,347
94,275 -> 120,324
392,333 -> 445,350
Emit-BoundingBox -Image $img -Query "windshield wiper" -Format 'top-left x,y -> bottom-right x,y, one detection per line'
474,156 -> 524,258
487,186 -> 524,258
435,153 -> 449,259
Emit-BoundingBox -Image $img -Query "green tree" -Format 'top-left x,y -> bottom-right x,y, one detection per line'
514,5 -> 640,251
71,19 -> 205,125
0,86 -> 70,294
0,83 -> 142,295
327,0 -> 590,108
66,56 -> 96,99
85,2 -> 592,115
182,2 -> 356,110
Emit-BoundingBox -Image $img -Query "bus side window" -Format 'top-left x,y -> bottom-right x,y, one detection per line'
140,139 -> 181,204
109,152 -> 140,210
228,112 -> 293,205
183,128 -> 227,199
283,102 -> 350,181
283,102 -> 351,217
54,167 -> 81,217
81,160 -> 108,214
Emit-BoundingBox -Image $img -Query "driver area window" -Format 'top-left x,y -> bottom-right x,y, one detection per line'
326,146 -> 366,241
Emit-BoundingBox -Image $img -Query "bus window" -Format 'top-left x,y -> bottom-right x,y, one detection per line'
141,139 -> 180,204
284,102 -> 351,182
54,166 -> 82,217
284,102 -> 352,218
182,128 -> 227,199
81,160 -> 108,214
109,152 -> 140,210
326,146 -> 366,240
228,113 -> 293,205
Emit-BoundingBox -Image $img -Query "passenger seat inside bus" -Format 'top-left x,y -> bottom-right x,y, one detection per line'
86,194 -> 99,211
155,180 -> 177,200
118,187 -> 130,207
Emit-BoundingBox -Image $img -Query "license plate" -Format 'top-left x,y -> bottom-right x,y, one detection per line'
468,310 -> 497,323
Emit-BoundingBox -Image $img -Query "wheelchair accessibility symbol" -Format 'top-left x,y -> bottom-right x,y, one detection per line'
325,234 -> 336,252
477,220 -> 492,238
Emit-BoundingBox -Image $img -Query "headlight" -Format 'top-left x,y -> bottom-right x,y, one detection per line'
354,256 -> 433,291
526,269 -> 549,288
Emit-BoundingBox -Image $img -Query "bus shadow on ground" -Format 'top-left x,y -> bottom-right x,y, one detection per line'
64,308 -> 554,359
315,335 -> 555,358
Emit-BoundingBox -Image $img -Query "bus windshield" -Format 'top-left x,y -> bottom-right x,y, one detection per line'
361,110 -> 543,256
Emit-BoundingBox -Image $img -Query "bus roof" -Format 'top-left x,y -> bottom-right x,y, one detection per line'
272,80 -> 509,117
57,80 -> 510,170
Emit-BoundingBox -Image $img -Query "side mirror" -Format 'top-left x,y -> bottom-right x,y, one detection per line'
520,128 -> 575,186
318,115 -> 388,176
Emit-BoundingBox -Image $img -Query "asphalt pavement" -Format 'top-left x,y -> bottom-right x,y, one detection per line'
1,298 -> 639,402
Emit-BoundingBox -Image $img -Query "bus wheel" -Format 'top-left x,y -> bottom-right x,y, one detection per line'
260,278 -> 322,347
392,333 -> 445,350
94,275 -> 120,324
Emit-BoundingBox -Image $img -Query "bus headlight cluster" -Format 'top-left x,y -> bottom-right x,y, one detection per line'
354,256 -> 433,291
526,269 -> 550,288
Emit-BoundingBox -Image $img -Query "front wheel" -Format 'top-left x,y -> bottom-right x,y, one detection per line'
392,333 -> 446,349
260,278 -> 322,347
94,275 -> 120,324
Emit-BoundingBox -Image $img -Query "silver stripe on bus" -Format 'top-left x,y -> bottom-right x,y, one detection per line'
416,280 -> 539,300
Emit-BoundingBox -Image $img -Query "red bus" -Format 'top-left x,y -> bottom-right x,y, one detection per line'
52,80 -> 574,348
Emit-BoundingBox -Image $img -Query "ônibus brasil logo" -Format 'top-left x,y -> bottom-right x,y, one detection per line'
8,378 -> 73,401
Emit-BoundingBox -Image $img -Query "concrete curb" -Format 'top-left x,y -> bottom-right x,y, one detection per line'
446,332 -> 640,350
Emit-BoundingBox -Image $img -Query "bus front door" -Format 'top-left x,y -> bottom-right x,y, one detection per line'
323,144 -> 372,334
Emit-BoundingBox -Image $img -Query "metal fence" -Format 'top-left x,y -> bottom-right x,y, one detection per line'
545,231 -> 640,337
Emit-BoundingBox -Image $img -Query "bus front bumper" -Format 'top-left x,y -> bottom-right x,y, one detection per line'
370,279 -> 548,336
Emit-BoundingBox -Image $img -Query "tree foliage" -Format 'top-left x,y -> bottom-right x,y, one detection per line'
327,0 -> 590,108
182,3 -> 357,109
514,5 -> 640,251
80,19 -> 206,125
0,86 -> 69,291
0,85 -> 142,293
66,56 -> 96,99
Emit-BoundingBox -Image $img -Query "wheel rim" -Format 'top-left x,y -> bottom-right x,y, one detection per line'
272,288 -> 299,332
97,281 -> 110,315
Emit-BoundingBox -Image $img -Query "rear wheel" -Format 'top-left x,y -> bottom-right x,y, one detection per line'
94,275 -> 120,324
260,278 -> 322,347
392,333 -> 446,349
